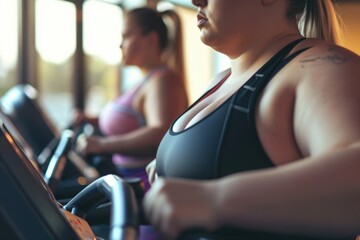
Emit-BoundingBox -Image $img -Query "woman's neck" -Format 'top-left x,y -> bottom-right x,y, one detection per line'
140,59 -> 165,76
229,33 -> 303,78
140,63 -> 166,77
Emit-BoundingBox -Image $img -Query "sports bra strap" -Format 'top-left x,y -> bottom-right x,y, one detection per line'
216,38 -> 311,176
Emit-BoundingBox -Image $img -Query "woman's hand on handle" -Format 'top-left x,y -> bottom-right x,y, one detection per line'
75,134 -> 103,156
142,178 -> 219,239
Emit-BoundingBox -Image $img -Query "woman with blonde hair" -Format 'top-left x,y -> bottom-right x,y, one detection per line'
144,1 -> 360,239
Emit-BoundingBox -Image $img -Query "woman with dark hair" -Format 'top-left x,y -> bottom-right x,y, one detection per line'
76,7 -> 188,191
144,0 -> 360,239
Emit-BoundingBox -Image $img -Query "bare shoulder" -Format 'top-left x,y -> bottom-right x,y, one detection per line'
291,39 -> 360,94
145,68 -> 187,102
296,39 -> 360,76
293,40 -> 360,156
146,68 -> 182,91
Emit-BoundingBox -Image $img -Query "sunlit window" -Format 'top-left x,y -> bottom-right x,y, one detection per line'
84,0 -> 122,65
0,0 -> 18,95
36,0 -> 76,64
83,0 -> 123,117
35,0 -> 76,130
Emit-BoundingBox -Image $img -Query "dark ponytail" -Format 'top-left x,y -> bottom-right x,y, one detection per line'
126,7 -> 185,82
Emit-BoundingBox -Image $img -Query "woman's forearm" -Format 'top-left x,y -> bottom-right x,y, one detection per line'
99,126 -> 166,157
215,143 -> 360,237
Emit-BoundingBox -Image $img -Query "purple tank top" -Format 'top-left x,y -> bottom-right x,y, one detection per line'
98,66 -> 167,165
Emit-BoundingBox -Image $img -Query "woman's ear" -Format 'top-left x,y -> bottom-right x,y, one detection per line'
147,31 -> 160,48
261,0 -> 277,6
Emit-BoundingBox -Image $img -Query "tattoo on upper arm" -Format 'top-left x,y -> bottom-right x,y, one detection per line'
299,48 -> 348,68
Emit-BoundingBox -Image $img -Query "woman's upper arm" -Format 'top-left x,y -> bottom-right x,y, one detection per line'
294,46 -> 360,156
143,72 -> 187,128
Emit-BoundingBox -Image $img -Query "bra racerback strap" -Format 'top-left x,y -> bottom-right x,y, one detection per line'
215,38 -> 311,177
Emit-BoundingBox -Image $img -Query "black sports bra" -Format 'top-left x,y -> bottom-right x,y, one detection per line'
155,38 -> 356,240
156,38 -> 309,179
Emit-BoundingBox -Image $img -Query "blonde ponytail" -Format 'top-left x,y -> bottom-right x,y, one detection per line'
160,10 -> 185,83
288,0 -> 343,44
